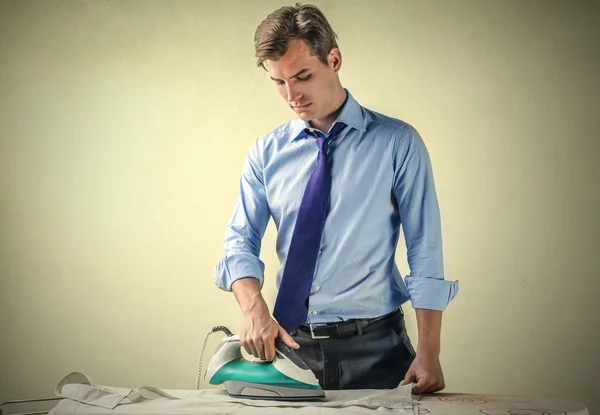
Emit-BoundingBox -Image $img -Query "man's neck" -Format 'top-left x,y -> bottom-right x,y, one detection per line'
309,87 -> 347,133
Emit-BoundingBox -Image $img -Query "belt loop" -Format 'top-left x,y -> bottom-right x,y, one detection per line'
355,320 -> 363,336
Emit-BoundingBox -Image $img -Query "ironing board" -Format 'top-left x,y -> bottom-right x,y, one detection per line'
412,393 -> 589,414
1,393 -> 590,415
0,372 -> 590,415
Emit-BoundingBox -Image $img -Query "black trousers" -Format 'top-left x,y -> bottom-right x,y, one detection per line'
290,308 -> 416,390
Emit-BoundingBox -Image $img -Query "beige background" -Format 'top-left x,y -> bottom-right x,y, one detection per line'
1,0 -> 599,413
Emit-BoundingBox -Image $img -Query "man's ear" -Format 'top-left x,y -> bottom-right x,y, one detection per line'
329,48 -> 342,72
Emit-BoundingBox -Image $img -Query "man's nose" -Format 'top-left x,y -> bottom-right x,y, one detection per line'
286,83 -> 303,104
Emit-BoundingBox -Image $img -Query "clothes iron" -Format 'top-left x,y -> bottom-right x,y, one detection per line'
199,326 -> 325,400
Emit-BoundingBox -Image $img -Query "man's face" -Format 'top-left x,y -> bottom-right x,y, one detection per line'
266,39 -> 340,123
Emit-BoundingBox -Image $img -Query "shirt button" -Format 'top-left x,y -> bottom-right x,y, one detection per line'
318,249 -> 323,255
311,311 -> 318,315
315,285 -> 321,291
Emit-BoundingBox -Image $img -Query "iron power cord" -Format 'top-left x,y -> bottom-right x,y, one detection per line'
196,326 -> 233,390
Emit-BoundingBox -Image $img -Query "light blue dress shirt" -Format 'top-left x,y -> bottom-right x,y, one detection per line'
214,89 -> 458,324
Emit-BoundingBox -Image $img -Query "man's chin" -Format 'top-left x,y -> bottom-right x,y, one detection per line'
296,112 -> 314,121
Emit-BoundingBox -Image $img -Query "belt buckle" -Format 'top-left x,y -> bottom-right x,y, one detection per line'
309,323 -> 330,339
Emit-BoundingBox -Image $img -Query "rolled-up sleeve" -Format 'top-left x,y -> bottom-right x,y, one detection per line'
214,139 -> 271,291
392,124 -> 458,310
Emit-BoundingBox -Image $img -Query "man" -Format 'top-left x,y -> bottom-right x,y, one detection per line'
214,3 -> 458,393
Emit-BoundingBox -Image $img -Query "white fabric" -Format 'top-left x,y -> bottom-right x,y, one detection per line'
54,372 -> 180,409
49,372 -> 418,415
49,372 -> 590,415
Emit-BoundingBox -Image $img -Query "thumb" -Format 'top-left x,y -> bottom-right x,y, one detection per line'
402,369 -> 416,386
278,326 -> 300,349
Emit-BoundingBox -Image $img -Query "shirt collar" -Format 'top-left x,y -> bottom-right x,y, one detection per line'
290,89 -> 367,142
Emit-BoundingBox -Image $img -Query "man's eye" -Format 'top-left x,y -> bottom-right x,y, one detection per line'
297,75 -> 312,81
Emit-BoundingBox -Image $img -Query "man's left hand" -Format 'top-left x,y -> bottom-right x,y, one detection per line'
402,351 -> 445,394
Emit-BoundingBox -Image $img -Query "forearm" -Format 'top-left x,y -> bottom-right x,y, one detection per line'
232,278 -> 270,317
415,309 -> 442,356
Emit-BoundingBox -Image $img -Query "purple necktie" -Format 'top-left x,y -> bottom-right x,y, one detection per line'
273,121 -> 347,333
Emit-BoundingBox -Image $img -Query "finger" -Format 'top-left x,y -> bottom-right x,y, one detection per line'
263,336 -> 276,361
424,380 -> 445,394
255,337 -> 266,361
239,332 -> 253,356
241,339 -> 253,356
402,369 -> 416,386
247,337 -> 260,359
278,327 -> 299,349
411,376 -> 430,395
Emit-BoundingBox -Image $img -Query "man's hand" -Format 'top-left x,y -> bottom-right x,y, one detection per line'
232,278 -> 298,362
240,310 -> 298,361
402,351 -> 445,394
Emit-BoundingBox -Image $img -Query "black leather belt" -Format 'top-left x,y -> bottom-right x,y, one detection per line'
297,308 -> 402,339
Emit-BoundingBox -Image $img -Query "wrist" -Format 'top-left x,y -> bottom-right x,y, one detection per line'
232,278 -> 269,317
417,343 -> 440,357
242,291 -> 269,317
414,309 -> 442,358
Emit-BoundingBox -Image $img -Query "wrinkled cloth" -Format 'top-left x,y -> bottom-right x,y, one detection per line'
49,372 -> 589,415
49,371 -> 418,415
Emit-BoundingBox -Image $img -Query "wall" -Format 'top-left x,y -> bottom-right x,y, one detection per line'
1,0 -> 598,413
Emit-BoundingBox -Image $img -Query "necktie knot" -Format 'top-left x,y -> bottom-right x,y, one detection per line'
308,122 -> 347,153
327,121 -> 346,138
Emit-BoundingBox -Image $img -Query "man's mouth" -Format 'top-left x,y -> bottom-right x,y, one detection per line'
294,103 -> 312,110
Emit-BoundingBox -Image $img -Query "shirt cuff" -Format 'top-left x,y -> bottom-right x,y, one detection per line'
213,253 -> 265,292
405,276 -> 459,310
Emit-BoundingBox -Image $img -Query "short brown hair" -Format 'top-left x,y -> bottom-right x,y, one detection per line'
254,3 -> 339,70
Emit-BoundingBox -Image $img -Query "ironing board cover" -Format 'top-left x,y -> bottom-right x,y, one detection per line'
48,372 -> 589,415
